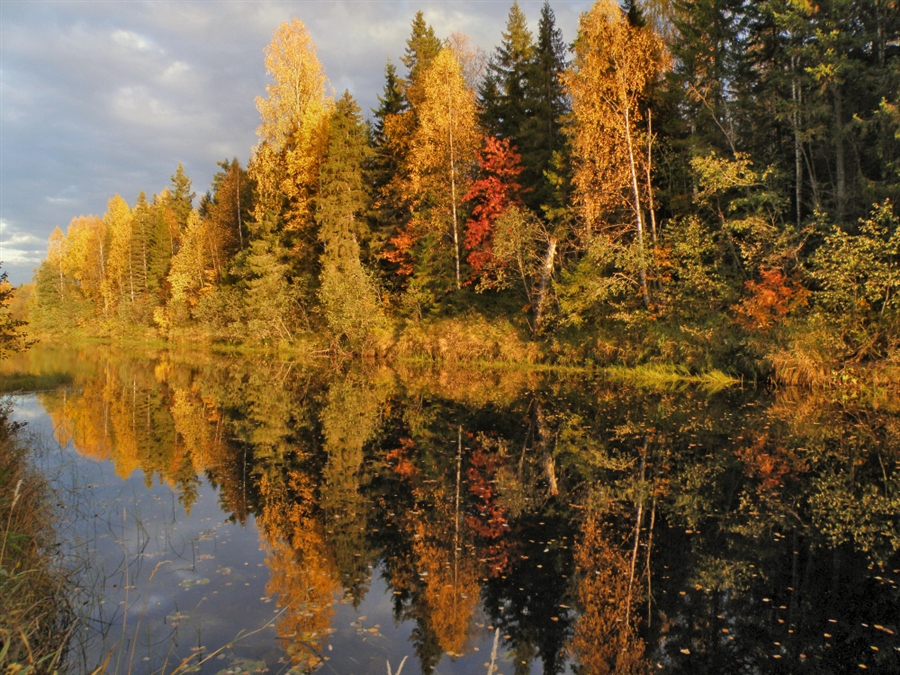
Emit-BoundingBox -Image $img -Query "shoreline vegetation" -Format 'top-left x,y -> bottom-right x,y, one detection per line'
11,0 -> 899,397
11,3 -> 899,403
0,403 -> 72,674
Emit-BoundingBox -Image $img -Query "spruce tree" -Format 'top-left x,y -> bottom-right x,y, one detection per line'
317,92 -> 371,256
169,162 -> 195,232
370,60 -> 414,286
317,92 -> 384,347
482,1 -> 535,143
520,1 -> 569,215
402,11 -> 442,107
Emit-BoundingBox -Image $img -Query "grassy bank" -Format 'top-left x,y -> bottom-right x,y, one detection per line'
0,403 -> 71,673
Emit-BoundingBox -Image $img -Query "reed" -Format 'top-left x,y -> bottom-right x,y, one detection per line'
0,402 -> 73,673
769,347 -> 829,388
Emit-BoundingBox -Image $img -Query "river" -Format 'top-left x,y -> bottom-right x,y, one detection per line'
3,345 -> 899,674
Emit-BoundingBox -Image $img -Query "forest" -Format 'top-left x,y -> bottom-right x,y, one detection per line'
21,0 -> 900,387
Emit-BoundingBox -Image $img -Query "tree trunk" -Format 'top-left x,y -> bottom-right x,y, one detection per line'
624,105 -> 650,308
448,72 -> 461,290
834,87 -> 846,221
533,237 -> 557,335
792,59 -> 803,229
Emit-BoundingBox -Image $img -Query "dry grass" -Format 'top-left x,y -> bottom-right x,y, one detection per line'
769,346 -> 830,388
392,315 -> 539,365
0,404 -> 72,674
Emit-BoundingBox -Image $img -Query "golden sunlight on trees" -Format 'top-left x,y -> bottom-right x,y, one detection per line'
27,1 -> 900,385
565,0 -> 668,307
62,215 -> 106,311
243,18 -> 333,340
402,47 -> 480,292
317,92 -> 385,349
101,195 -> 134,316
253,17 -> 332,236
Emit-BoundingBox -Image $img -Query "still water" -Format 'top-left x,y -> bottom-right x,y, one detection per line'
4,345 -> 900,674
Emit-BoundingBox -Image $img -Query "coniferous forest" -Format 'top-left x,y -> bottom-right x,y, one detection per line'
24,0 -> 900,387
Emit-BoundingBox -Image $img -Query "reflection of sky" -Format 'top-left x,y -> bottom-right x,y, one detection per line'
10,394 -> 280,670
8,394 -> 540,674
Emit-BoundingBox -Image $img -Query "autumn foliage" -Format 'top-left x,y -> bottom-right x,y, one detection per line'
463,136 -> 525,284
735,268 -> 810,331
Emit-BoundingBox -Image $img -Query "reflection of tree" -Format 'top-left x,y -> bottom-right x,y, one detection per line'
466,435 -> 519,578
256,451 -> 338,670
572,512 -> 648,675
373,409 -> 486,672
413,433 -> 481,656
319,370 -> 391,603
40,354 -> 199,510
27,347 -> 900,674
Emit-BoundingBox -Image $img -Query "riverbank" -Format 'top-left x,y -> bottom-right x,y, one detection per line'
0,403 -> 71,672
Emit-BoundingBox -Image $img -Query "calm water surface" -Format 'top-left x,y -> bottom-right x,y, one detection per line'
4,345 -> 900,674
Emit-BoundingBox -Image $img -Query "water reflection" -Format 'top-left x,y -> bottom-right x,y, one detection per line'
4,346 -> 900,674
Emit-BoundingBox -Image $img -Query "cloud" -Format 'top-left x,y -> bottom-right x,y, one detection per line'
46,186 -> 81,206
0,220 -> 45,269
111,85 -> 181,128
0,0 -> 590,286
111,29 -> 159,54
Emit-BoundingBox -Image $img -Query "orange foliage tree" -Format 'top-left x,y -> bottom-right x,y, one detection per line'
463,136 -> 525,288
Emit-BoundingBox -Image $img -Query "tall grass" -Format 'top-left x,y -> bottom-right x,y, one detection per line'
0,401 -> 73,673
392,315 -> 539,365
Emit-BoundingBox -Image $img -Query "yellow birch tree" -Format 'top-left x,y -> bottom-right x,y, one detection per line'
404,47 -> 480,291
101,194 -> 134,315
63,215 -> 106,310
565,0 -> 668,307
252,18 -> 332,237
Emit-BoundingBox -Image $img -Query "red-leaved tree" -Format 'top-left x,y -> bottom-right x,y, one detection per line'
463,136 -> 525,287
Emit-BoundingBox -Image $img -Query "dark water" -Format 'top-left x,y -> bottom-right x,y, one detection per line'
4,345 -> 900,674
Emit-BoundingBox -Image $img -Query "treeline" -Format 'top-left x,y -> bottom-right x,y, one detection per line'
31,0 -> 900,381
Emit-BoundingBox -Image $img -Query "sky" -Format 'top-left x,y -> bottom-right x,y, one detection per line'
0,0 -> 593,286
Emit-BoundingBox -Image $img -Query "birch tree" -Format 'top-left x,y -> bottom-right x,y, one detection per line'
101,194 -> 134,312
252,17 -> 331,246
402,47 -> 480,292
565,0 -> 668,308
